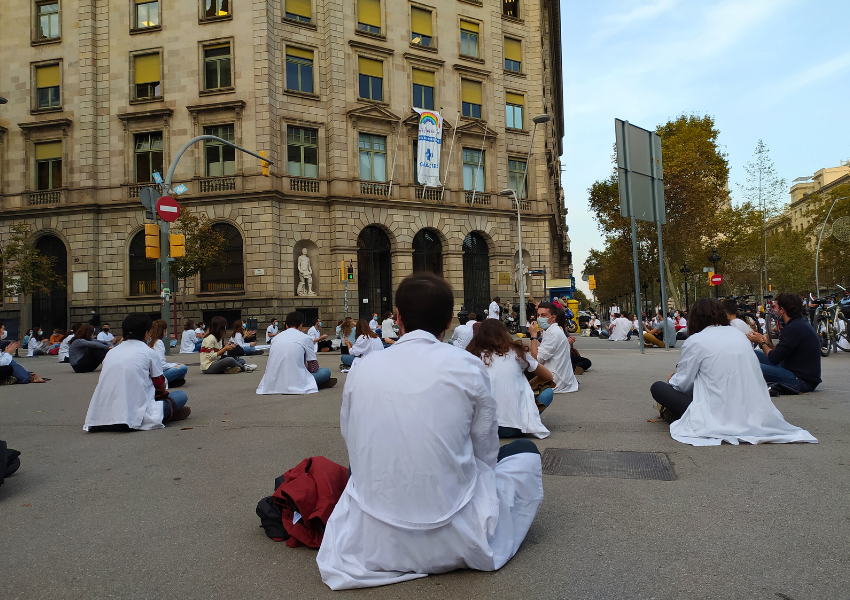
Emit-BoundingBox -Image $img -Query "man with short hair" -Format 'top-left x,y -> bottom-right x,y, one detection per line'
307,317 -> 332,353
609,302 -> 620,322
265,318 -> 279,343
256,312 -> 336,394
488,296 -> 501,320
317,273 -> 543,590
528,301 -> 578,393
722,299 -> 752,337
608,313 -> 632,342
96,324 -> 115,345
450,312 -> 475,350
746,292 -> 821,392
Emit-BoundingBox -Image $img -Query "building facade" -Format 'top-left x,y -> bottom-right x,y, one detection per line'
0,0 -> 569,335
768,162 -> 850,236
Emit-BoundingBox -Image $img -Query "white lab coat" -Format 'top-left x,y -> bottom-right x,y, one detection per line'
96,331 -> 114,344
381,318 -> 397,339
317,330 -> 543,590
450,322 -> 474,350
256,327 -> 318,395
58,334 -> 74,361
537,324 -> 578,393
369,318 -> 378,331
179,330 -> 197,353
348,334 -> 383,369
609,317 -> 632,341
307,326 -> 323,352
483,349 -> 549,438
669,326 -> 818,446
83,340 -> 164,431
266,324 -> 278,343
152,339 -> 178,371
488,301 -> 500,319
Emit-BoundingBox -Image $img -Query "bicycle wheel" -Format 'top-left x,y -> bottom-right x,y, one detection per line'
817,317 -> 832,357
836,316 -> 850,352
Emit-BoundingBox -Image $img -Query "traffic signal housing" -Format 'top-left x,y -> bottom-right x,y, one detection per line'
144,223 -> 160,259
340,260 -> 356,282
588,275 -> 596,290
260,151 -> 270,177
169,233 -> 186,258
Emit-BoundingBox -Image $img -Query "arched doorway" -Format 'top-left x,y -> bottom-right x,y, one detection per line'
200,223 -> 244,292
463,232 -> 490,317
357,226 -> 392,319
31,234 -> 68,334
129,230 -> 158,296
412,229 -> 442,275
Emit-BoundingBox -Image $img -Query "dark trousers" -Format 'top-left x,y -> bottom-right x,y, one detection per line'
317,340 -> 333,351
497,438 -> 540,461
571,355 -> 592,371
71,348 -> 109,373
0,365 -> 14,379
650,381 -> 694,421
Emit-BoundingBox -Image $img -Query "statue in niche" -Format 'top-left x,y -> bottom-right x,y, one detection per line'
297,248 -> 316,296
514,260 -> 531,296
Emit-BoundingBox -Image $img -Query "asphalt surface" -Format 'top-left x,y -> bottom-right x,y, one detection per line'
1,337 -> 848,600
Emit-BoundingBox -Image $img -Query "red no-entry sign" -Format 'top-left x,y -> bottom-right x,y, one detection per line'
156,196 -> 180,222
710,274 -> 723,286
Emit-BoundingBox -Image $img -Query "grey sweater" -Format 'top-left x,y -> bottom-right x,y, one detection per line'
69,338 -> 110,368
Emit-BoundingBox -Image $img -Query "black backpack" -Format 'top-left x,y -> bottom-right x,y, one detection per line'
1,440 -> 21,489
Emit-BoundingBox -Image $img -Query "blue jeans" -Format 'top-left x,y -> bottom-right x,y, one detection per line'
754,350 -> 814,392
313,367 -> 331,385
159,390 -> 188,421
193,340 -> 202,352
164,365 -> 188,384
340,354 -> 355,367
537,388 -> 554,407
8,359 -> 32,384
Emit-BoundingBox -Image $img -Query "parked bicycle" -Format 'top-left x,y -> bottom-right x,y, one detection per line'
813,291 -> 850,357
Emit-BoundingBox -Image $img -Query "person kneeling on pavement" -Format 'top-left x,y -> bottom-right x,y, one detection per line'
256,311 -> 336,394
317,273 -> 543,590
84,313 -> 190,432
649,298 -> 816,446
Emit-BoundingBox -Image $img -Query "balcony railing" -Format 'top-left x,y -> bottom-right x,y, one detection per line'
28,190 -> 61,205
199,176 -> 236,193
415,187 -> 442,201
128,183 -> 147,198
513,199 -> 531,211
290,177 -> 320,193
464,191 -> 491,206
360,181 -> 390,196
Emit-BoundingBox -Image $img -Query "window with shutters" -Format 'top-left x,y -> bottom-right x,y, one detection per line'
357,0 -> 381,35
410,7 -> 432,47
286,47 -> 314,93
134,0 -> 160,29
133,53 -> 161,100
203,124 -> 236,176
358,57 -> 383,101
285,0 -> 311,23
201,0 -> 231,20
35,142 -> 63,190
35,2 -> 60,41
461,79 -> 482,119
462,148 -> 484,191
504,38 -> 521,72
508,158 -> 527,199
134,132 -> 164,183
412,69 -> 434,110
35,64 -> 61,109
503,0 -> 519,19
359,134 -> 387,182
287,127 -> 319,178
460,21 -> 479,58
203,43 -> 233,90
506,92 -> 523,129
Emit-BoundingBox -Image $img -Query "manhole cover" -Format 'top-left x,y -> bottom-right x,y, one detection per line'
541,449 -> 676,481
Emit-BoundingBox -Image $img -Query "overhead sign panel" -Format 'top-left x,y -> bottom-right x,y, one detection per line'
615,119 -> 665,224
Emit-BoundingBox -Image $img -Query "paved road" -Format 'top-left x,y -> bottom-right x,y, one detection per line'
1,338 -> 848,599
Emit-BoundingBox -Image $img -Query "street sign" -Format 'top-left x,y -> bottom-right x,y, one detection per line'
581,274 -> 589,282
152,171 -> 163,184
710,274 -> 723,286
156,196 -> 180,222
615,119 -> 665,224
529,269 -> 545,276
172,184 -> 188,195
139,186 -> 159,220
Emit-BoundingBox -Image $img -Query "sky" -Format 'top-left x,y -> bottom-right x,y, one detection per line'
560,0 -> 850,297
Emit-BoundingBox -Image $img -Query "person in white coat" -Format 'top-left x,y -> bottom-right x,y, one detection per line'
256,312 -> 336,394
341,319 -> 384,373
450,312 -> 475,350
528,302 -> 578,393
488,296 -> 501,320
650,298 -> 817,446
317,273 -> 543,590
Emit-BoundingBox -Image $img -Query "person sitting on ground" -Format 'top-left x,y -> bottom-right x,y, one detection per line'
58,323 -> 82,363
230,319 -> 264,356
340,319 -> 384,373
369,313 -> 379,333
84,313 -> 190,431
0,342 -> 48,384
96,324 -> 116,346
201,316 -> 254,374
266,318 -> 279,343
336,317 -> 357,359
317,273 -> 543,590
608,312 -> 632,342
722,299 -> 752,337
589,313 -> 602,337
673,310 -> 689,341
466,318 -> 553,438
649,298 -> 817,446
69,324 -> 111,373
566,322 -> 592,375
450,312 -> 475,350
643,310 -> 676,348
49,328 -> 64,346
256,311 -> 336,394
194,321 -> 207,351
22,329 -> 33,349
471,309 -> 486,336
745,292 -> 821,392
179,320 -> 199,354
307,317 -> 332,353
28,331 -> 51,356
528,302 -> 578,393
148,319 -> 188,386
380,311 -> 398,345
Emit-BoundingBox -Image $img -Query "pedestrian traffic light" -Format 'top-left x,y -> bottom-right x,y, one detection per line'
260,150 -> 270,177
347,263 -> 355,282
144,223 -> 160,259
340,260 -> 356,282
169,233 -> 185,258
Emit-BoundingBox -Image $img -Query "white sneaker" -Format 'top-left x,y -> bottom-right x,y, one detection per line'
340,368 -> 350,374
245,364 -> 258,372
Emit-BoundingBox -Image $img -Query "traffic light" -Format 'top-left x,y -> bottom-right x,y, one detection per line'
260,150 -> 270,177
144,223 -> 160,259
169,233 -> 186,258
588,275 -> 596,290
347,263 -> 355,282
707,271 -> 715,286
340,260 -> 356,282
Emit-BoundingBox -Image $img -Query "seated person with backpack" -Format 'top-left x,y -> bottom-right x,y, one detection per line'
69,324 -> 111,373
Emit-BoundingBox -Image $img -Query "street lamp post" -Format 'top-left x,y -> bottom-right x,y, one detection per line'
680,263 -> 691,311
815,196 -> 848,294
708,249 -> 721,300
499,113 -> 550,332
641,281 -> 649,316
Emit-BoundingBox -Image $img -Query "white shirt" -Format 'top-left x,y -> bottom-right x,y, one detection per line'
180,330 -> 197,353
729,318 -> 751,336
450,322 -> 474,350
266,324 -> 278,343
152,339 -> 178,371
369,318 -> 378,331
0,352 -> 12,367
83,340 -> 165,431
96,331 -> 114,343
609,317 -> 632,341
58,334 -> 75,361
488,301 -> 500,319
317,329 -> 543,590
609,306 -> 620,320
348,334 -> 384,370
537,324 -> 578,393
592,318 -> 601,329
482,349 -> 549,438
256,327 -> 318,395
669,326 -> 818,446
307,326 -> 323,352
381,318 -> 397,339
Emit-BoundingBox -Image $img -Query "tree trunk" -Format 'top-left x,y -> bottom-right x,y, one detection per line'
663,255 -> 681,310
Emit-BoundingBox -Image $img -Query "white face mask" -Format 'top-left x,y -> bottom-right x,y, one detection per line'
538,317 -> 550,330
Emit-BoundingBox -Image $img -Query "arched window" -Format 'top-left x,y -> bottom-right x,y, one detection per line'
129,230 -> 158,296
357,226 -> 392,319
462,232 -> 490,317
31,234 -> 68,334
200,223 -> 244,292
412,229 -> 443,275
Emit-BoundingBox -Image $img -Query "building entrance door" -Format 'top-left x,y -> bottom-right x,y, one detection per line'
357,226 -> 392,320
31,235 -> 68,334
463,232 -> 490,318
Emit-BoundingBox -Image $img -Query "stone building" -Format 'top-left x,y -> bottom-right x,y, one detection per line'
0,0 -> 570,335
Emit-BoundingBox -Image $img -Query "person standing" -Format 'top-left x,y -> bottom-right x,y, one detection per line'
265,319 -> 279,343
488,296 -> 501,320
528,302 -> 578,393
609,302 -> 620,322
96,324 -> 115,345
256,311 -> 336,394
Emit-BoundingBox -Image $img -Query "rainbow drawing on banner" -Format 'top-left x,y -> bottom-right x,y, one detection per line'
418,111 -> 440,128
414,108 -> 443,187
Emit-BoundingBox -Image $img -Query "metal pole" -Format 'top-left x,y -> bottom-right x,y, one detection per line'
470,127 -> 487,206
440,111 -> 461,203
344,280 -> 348,316
513,120 -> 541,329
650,131 -> 670,350
815,196 -> 848,293
623,121 -> 645,354
387,108 -> 403,196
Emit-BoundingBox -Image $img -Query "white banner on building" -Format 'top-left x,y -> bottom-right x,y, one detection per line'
414,108 -> 443,187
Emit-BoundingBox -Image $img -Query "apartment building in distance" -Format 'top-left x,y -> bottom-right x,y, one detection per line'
780,162 -> 850,234
0,0 -> 569,334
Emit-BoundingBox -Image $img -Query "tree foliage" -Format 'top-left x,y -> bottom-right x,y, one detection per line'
169,208 -> 228,281
1,222 -> 65,297
802,182 -> 850,291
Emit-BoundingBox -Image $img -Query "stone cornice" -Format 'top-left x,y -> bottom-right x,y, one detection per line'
452,64 -> 491,79
402,52 -> 445,68
185,100 -> 246,115
348,40 -> 394,56
116,108 -> 174,122
18,118 -> 73,131
347,104 -> 401,126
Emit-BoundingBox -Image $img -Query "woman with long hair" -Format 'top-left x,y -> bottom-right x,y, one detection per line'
337,317 -> 356,355
58,322 -> 82,363
201,316 -> 253,374
466,319 -> 554,438
340,319 -> 383,372
147,319 -> 188,386
229,319 -> 263,356
179,319 -> 198,354
649,298 -> 817,446
69,324 -> 111,373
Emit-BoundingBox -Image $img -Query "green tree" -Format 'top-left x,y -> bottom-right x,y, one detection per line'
802,182 -> 850,292
1,222 -> 65,298
169,208 -> 228,320
572,288 -> 590,309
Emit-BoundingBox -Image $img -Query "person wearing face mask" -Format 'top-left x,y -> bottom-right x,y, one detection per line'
28,330 -> 51,357
96,324 -> 115,346
307,317 -> 332,353
527,302 -> 578,393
